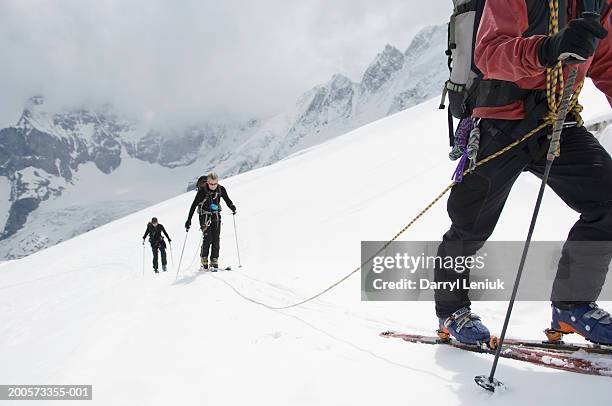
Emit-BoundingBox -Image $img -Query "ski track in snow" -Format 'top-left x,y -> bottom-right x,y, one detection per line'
1,88 -> 612,405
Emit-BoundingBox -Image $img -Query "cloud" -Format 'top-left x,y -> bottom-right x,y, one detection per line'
0,0 -> 448,127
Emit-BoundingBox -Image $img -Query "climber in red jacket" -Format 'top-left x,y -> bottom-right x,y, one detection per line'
435,0 -> 612,346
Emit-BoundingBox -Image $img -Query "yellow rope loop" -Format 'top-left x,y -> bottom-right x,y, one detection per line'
546,67 -> 555,112
556,63 -> 565,109
547,0 -> 562,112
573,105 -> 584,127
549,0 -> 559,33
569,80 -> 585,126
545,0 -> 586,127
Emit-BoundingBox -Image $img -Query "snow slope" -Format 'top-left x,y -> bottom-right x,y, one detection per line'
0,83 -> 611,405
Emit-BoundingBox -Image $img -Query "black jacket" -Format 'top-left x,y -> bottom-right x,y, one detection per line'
143,223 -> 171,245
187,184 -> 235,223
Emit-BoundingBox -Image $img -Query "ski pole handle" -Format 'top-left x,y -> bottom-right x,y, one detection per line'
564,8 -> 601,65
547,67 -> 578,161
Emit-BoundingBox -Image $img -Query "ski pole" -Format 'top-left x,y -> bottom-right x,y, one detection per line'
475,67 -> 579,392
232,214 -> 242,268
142,242 -> 146,276
175,230 -> 190,281
169,242 -> 175,266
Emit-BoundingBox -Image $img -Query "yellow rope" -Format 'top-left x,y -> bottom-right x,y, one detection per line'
546,0 -> 584,127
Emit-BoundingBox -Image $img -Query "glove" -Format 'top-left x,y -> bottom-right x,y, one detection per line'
142,238 -> 145,245
538,18 -> 608,67
185,220 -> 191,231
231,206 -> 237,215
168,238 -> 172,243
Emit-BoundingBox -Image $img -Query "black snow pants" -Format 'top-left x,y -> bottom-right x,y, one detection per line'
200,212 -> 221,261
435,119 -> 612,318
151,240 -> 167,271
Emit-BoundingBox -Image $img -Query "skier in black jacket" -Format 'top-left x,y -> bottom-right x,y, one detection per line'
185,172 -> 236,271
142,217 -> 171,273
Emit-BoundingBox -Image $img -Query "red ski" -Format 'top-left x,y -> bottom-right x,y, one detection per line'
505,332 -> 612,356
380,331 -> 612,377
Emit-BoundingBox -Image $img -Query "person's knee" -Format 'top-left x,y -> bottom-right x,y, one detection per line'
579,201 -> 612,239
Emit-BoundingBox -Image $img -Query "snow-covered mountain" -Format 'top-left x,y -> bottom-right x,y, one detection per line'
0,23 -> 555,259
0,96 -> 263,258
0,80 -> 611,405
226,24 -> 449,172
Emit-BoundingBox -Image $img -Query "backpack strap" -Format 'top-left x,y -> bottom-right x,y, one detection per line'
471,79 -> 533,108
455,0 -> 479,15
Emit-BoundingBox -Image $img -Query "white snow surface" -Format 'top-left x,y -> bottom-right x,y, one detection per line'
0,87 -> 611,405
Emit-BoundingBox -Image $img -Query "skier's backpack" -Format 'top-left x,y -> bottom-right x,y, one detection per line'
196,177 -> 221,218
439,0 -> 485,121
196,175 -> 208,191
440,0 -> 531,143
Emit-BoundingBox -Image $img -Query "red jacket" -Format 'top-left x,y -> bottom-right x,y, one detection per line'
473,0 -> 612,120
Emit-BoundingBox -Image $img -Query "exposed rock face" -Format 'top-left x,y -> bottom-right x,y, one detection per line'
3,197 -> 40,239
361,45 -> 405,94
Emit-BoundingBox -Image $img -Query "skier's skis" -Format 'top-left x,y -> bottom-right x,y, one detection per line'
505,334 -> 612,356
380,331 -> 612,377
199,266 -> 233,272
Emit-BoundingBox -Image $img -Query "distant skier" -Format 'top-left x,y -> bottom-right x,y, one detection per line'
435,1 -> 612,345
142,217 -> 171,273
185,172 -> 236,271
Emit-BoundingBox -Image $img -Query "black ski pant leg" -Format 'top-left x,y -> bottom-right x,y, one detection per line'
160,241 -> 167,267
201,230 -> 212,260
524,126 -> 612,307
435,121 -> 529,319
210,215 -> 221,260
151,244 -> 159,271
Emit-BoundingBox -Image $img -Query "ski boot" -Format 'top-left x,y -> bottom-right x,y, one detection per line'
154,269 -> 159,274
546,303 -> 612,345
162,265 -> 167,272
199,258 -> 209,272
210,258 -> 219,272
438,307 -> 494,347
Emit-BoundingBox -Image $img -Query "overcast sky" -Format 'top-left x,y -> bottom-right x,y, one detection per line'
0,0 -> 448,127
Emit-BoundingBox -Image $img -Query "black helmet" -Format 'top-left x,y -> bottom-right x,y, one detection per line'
151,217 -> 158,224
